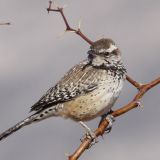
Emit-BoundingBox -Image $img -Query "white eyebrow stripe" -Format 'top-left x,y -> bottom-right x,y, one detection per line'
106,44 -> 118,52
98,44 -> 118,53
98,49 -> 107,53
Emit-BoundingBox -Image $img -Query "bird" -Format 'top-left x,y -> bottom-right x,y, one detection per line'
0,38 -> 126,141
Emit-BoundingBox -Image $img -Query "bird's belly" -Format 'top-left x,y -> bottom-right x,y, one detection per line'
61,78 -> 124,121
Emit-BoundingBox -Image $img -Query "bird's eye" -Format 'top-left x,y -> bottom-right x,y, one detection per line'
112,50 -> 118,55
104,52 -> 110,56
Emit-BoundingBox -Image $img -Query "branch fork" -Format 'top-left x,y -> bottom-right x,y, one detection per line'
47,1 -> 93,45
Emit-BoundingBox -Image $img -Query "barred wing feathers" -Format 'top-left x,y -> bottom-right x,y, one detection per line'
30,60 -> 98,112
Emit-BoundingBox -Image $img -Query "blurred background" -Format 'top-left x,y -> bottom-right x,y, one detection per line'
0,0 -> 160,159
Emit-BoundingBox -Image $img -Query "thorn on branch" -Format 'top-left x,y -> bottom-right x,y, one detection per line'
46,1 -> 94,45
136,101 -> 144,108
78,19 -> 82,30
48,1 -> 52,13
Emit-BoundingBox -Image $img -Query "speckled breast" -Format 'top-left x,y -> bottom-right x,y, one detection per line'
61,69 -> 125,121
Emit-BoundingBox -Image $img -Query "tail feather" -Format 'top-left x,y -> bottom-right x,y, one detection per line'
0,114 -> 38,141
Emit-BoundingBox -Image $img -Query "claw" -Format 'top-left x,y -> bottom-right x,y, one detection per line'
99,112 -> 115,134
80,131 -> 98,148
80,130 -> 96,141
105,114 -> 115,133
86,130 -> 96,139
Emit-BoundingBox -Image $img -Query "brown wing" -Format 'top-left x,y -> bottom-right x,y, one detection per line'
30,60 -> 98,112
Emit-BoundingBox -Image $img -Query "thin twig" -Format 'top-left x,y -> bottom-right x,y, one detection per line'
126,75 -> 142,89
0,22 -> 11,26
46,1 -> 93,45
68,77 -> 160,160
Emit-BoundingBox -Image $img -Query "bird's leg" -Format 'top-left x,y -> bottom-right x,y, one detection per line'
98,110 -> 115,133
79,121 -> 95,139
79,121 -> 98,147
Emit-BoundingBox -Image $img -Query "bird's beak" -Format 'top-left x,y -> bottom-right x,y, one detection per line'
87,50 -> 96,59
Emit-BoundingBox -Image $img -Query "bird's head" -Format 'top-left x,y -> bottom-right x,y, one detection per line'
88,38 -> 121,67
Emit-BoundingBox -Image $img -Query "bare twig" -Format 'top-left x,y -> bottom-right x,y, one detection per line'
0,22 -> 11,26
68,76 -> 160,160
126,75 -> 142,89
46,1 -> 93,45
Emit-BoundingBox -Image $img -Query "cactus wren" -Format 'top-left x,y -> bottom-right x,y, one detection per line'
0,38 -> 126,141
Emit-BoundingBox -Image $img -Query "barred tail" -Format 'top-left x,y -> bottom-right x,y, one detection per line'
0,114 -> 38,141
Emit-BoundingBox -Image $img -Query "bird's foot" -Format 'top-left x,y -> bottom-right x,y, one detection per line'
80,131 -> 98,148
99,112 -> 115,134
79,121 -> 98,148
105,114 -> 115,133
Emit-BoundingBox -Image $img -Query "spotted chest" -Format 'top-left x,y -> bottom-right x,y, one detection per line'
60,70 -> 125,121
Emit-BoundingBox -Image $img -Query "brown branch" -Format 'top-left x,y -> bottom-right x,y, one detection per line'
46,1 -> 94,45
126,75 -> 142,89
68,76 -> 160,160
0,22 -> 11,26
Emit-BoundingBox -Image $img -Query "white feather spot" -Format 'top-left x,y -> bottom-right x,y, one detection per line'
98,44 -> 117,53
106,44 -> 117,53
